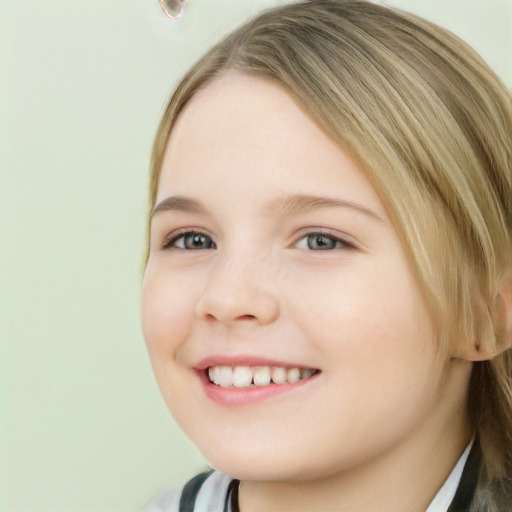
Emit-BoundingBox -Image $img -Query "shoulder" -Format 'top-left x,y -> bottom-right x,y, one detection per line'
141,486 -> 181,512
141,470 -> 235,512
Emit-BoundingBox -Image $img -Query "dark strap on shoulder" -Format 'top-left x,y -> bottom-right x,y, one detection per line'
447,442 -> 482,512
224,479 -> 240,512
179,470 -> 214,512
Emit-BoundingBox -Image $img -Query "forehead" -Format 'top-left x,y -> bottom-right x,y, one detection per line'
157,72 -> 386,219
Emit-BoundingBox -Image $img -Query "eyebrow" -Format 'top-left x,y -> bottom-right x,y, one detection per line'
151,194 -> 385,223
151,196 -> 207,217
266,194 -> 385,223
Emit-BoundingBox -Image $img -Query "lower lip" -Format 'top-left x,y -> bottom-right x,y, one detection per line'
196,370 -> 320,406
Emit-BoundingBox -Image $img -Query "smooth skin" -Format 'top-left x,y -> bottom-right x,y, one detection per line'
141,73 -> 474,511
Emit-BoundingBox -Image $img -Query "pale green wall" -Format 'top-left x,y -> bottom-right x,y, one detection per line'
0,1 -> 510,511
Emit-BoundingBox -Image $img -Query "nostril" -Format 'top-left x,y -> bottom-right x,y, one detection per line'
204,313 -> 257,322
203,313 -> 257,322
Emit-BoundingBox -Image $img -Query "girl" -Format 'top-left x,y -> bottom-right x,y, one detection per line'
140,1 -> 512,510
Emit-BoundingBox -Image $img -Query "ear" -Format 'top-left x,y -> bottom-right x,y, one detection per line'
454,269 -> 512,362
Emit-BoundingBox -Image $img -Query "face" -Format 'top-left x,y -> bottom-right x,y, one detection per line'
141,73 -> 466,482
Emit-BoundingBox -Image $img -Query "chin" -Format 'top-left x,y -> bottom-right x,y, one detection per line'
196,440 -> 325,482
210,458 -> 303,481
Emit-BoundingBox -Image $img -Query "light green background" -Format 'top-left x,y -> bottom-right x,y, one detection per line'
1,1 -> 510,510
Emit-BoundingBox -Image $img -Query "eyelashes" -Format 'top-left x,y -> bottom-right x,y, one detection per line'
295,233 -> 355,251
162,230 -> 216,250
161,229 -> 357,252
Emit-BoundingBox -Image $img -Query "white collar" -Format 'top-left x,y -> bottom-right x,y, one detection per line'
425,441 -> 473,512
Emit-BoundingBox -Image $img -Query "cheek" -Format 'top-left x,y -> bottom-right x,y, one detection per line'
288,254 -> 437,377
140,264 -> 197,358
140,265 -> 203,420
281,265 -> 441,460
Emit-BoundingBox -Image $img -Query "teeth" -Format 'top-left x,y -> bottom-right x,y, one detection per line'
271,367 -> 287,384
207,365 -> 316,388
208,366 -> 221,386
301,369 -> 315,379
232,366 -> 252,388
287,368 -> 301,383
253,366 -> 271,386
218,366 -> 233,387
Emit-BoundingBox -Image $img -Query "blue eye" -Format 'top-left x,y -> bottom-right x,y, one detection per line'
164,232 -> 215,250
296,233 -> 353,250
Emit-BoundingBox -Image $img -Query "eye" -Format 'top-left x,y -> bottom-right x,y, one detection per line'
295,233 -> 354,251
163,231 -> 216,250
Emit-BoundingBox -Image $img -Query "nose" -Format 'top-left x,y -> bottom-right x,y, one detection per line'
194,251 -> 280,326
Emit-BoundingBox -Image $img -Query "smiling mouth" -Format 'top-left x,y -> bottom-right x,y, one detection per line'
207,365 -> 319,388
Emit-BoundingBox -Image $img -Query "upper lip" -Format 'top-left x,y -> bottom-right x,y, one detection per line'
195,354 -> 317,371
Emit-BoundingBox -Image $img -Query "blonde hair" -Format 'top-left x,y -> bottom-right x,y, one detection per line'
148,0 -> 512,505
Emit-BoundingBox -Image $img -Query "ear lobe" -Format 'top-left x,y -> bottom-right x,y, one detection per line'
453,270 -> 512,362
455,342 -> 507,363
